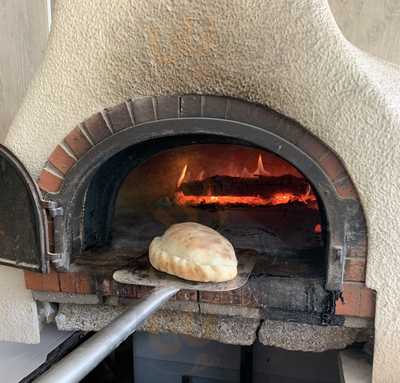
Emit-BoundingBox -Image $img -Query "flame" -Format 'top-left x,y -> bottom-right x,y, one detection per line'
197,170 -> 205,181
241,167 -> 253,178
174,154 -> 317,208
176,164 -> 188,188
254,154 -> 270,176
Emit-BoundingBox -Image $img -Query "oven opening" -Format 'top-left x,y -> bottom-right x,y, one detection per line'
76,140 -> 326,283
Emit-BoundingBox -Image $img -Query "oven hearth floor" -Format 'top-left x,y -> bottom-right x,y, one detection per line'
68,209 -> 329,325
73,246 -> 325,279
69,244 -> 328,326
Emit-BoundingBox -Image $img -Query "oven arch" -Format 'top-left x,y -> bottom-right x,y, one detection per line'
38,95 -> 367,292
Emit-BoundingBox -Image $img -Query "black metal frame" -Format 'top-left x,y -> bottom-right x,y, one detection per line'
48,117 -> 353,291
0,144 -> 49,272
0,95 -> 367,295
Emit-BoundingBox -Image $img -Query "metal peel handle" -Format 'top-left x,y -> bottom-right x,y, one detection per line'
34,286 -> 179,383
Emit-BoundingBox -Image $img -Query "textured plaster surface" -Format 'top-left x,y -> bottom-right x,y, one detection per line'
3,1 -> 400,380
56,303 -> 259,346
258,320 -> 369,352
0,266 -> 40,343
56,303 -> 366,352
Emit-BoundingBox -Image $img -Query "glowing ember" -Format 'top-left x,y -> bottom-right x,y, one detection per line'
174,153 -> 318,208
175,191 -> 316,207
314,224 -> 322,233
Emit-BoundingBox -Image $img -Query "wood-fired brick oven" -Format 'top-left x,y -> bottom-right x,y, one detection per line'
0,95 -> 369,328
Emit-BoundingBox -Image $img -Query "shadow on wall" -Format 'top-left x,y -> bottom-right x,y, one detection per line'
328,0 -> 400,65
0,0 -> 49,143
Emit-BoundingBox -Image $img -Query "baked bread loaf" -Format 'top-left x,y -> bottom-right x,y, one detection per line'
149,222 -> 238,282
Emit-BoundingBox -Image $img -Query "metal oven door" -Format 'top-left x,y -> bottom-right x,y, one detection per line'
0,144 -> 49,272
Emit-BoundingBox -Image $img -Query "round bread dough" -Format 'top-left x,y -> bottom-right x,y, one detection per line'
149,222 -> 238,282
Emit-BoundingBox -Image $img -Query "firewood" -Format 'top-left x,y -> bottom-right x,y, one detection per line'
178,174 -> 310,197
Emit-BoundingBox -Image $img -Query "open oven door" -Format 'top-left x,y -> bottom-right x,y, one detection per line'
0,144 -> 49,272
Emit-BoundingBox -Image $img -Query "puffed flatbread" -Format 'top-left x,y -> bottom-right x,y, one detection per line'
149,222 -> 238,282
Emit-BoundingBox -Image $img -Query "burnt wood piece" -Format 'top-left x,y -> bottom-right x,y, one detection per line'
178,174 -> 311,197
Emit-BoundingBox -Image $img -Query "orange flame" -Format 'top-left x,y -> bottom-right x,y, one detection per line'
254,154 -> 270,176
176,164 -> 188,188
174,154 -> 317,208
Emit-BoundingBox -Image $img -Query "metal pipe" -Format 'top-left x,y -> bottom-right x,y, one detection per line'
34,286 -> 179,383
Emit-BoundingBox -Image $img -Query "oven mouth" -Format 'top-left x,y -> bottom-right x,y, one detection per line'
74,137 -> 326,282
24,96 -> 365,325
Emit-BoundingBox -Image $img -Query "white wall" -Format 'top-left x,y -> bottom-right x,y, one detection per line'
0,0 -> 49,143
0,0 -> 50,343
0,266 -> 40,343
0,4 -> 399,367
329,0 -> 400,65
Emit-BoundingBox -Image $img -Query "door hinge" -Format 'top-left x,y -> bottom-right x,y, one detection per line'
41,200 -> 64,218
41,200 -> 63,263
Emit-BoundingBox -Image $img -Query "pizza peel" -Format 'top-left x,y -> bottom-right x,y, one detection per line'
36,251 -> 256,383
112,250 -> 256,292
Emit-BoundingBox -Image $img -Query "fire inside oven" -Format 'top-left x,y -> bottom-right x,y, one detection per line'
105,143 -> 325,278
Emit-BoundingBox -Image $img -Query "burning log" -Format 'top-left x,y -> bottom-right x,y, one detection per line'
175,175 -> 317,207
178,175 -> 310,197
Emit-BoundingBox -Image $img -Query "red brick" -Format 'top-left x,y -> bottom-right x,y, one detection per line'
48,145 -> 76,175
297,135 -> 330,163
241,285 -> 258,307
336,283 -> 361,316
24,270 -> 60,292
38,169 -> 63,193
99,278 -> 113,296
344,258 -> 366,282
199,288 -> 248,306
334,176 -> 358,199
106,102 -> 132,131
135,285 -> 153,299
360,287 -> 376,318
82,113 -> 111,144
347,242 -> 368,258
199,291 -> 221,305
175,290 -> 197,301
113,281 -> 137,298
319,152 -> 347,182
336,283 -> 375,318
64,126 -> 92,159
59,272 -> 93,294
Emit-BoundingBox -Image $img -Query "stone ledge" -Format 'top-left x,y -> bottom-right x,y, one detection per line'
117,297 -> 199,314
55,303 -> 371,351
343,316 -> 374,329
258,320 -> 371,352
55,303 -> 259,346
199,302 -> 261,319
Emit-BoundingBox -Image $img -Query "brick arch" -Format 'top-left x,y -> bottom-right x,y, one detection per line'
29,95 -> 373,318
38,95 -> 358,201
